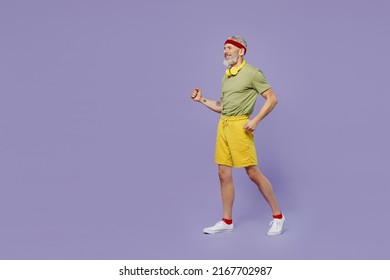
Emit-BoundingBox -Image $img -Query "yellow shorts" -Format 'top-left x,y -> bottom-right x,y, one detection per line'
214,115 -> 258,168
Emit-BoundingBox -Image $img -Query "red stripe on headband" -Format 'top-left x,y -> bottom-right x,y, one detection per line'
224,39 -> 247,54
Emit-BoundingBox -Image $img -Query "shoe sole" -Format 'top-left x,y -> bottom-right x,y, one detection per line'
203,229 -> 233,234
267,229 -> 284,236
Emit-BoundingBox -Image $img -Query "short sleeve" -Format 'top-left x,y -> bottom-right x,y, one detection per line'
251,69 -> 271,94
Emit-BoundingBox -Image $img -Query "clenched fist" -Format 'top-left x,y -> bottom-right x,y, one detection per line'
191,88 -> 202,102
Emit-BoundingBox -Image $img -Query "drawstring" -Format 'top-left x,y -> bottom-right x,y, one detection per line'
222,118 -> 229,127
220,115 -> 249,127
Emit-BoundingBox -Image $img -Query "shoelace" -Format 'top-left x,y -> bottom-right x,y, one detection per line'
269,219 -> 282,228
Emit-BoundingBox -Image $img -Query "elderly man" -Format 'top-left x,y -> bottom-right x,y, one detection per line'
191,36 -> 285,236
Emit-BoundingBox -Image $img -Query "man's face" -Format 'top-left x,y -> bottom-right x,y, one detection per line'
223,43 -> 240,66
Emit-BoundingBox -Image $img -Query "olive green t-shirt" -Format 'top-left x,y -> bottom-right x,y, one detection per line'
221,63 -> 271,116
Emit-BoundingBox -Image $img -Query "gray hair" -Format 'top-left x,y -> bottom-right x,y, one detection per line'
227,35 -> 247,49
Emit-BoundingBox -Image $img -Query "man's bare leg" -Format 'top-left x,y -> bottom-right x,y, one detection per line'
202,164 -> 235,234
218,164 -> 235,220
245,165 -> 281,216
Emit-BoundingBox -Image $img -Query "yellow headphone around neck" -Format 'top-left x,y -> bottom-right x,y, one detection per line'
226,60 -> 246,77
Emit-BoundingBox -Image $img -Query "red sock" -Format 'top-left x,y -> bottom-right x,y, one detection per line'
273,212 -> 283,219
222,218 -> 233,225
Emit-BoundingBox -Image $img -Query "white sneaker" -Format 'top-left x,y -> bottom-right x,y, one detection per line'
203,221 -> 233,234
267,215 -> 286,236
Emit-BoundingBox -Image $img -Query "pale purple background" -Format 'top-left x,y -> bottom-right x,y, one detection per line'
1,0 -> 389,260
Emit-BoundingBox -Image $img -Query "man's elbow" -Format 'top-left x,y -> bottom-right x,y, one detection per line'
272,96 -> 278,107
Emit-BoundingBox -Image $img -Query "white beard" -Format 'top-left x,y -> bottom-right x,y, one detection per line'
223,55 -> 238,67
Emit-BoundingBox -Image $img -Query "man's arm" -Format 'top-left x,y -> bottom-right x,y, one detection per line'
191,88 -> 223,113
243,88 -> 278,132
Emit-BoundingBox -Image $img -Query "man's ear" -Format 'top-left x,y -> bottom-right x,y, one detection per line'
239,48 -> 245,56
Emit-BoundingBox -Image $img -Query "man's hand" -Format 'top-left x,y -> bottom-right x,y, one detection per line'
243,119 -> 259,132
191,88 -> 202,102
243,88 -> 278,132
191,88 -> 223,113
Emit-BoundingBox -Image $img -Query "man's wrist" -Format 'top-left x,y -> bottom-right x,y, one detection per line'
253,115 -> 262,124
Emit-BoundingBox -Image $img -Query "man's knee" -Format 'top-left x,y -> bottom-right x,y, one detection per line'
245,165 -> 260,181
218,165 -> 232,182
